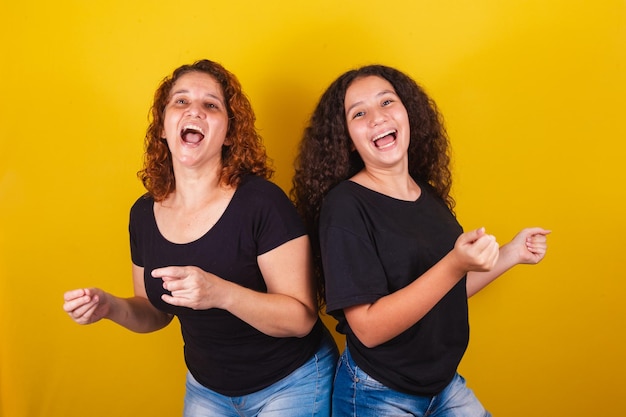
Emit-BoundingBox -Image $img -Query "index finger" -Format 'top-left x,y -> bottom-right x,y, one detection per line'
151,266 -> 186,280
525,227 -> 552,237
63,288 -> 87,302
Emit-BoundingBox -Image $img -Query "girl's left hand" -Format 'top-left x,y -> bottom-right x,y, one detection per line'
511,227 -> 551,264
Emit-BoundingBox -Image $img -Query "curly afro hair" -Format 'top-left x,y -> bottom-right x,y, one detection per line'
291,64 -> 454,308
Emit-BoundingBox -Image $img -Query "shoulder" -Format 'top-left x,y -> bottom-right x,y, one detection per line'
417,180 -> 438,198
128,194 -> 154,236
240,175 -> 285,194
130,193 -> 154,215
416,180 -> 452,212
324,181 -> 360,206
323,180 -> 380,215
236,175 -> 291,205
320,181 -> 374,228
234,176 -> 305,249
230,176 -> 300,225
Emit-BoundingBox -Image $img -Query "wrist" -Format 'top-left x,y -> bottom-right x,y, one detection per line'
442,250 -> 471,282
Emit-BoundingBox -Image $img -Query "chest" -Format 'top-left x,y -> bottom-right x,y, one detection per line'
364,198 -> 463,290
154,191 -> 234,244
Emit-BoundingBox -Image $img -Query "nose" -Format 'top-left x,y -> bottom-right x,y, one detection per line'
186,102 -> 205,118
368,108 -> 386,126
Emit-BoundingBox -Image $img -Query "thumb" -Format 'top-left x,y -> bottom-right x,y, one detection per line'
463,227 -> 486,244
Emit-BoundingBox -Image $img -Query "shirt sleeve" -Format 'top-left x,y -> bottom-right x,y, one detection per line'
128,194 -> 152,267
247,178 -> 306,256
320,189 -> 389,315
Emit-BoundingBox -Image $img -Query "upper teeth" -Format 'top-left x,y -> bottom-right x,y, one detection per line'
182,124 -> 204,135
373,130 -> 395,142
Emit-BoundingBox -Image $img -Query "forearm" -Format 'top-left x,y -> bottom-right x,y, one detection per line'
106,295 -> 173,333
221,282 -> 318,338
466,242 -> 519,297
348,251 -> 467,348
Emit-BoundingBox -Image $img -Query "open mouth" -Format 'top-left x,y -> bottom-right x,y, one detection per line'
372,130 -> 397,149
180,124 -> 205,144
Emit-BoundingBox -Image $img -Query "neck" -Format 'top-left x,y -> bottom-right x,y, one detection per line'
352,166 -> 420,201
167,162 -> 226,208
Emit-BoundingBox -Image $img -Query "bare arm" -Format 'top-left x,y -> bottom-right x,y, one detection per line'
153,235 -> 318,338
466,227 -> 550,297
344,228 -> 499,348
63,264 -> 173,333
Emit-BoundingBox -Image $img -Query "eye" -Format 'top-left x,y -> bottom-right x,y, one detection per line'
352,111 -> 365,119
173,98 -> 188,105
382,99 -> 393,106
204,102 -> 218,109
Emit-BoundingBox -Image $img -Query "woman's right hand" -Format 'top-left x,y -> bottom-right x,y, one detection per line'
63,288 -> 111,325
452,227 -> 500,273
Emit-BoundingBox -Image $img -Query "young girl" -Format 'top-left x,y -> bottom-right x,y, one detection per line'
292,64 -> 549,416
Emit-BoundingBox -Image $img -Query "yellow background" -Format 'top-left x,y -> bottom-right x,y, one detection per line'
1,1 -> 624,415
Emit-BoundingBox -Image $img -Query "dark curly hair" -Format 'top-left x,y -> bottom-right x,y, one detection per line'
138,59 -> 272,201
291,64 -> 454,308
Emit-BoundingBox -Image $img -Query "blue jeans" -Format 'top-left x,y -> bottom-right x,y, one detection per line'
183,331 -> 338,417
332,348 -> 491,417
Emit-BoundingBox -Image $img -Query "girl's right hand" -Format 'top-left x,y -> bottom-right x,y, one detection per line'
453,227 -> 500,272
63,288 -> 110,325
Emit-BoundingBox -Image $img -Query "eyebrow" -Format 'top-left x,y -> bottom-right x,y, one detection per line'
170,89 -> 224,104
345,90 -> 397,115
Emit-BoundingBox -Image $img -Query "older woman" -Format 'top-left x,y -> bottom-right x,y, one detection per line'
64,59 -> 337,417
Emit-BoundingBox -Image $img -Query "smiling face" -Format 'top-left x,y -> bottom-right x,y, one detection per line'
161,71 -> 229,170
344,75 -> 411,173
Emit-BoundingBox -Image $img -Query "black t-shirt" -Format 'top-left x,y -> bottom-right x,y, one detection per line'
129,175 -> 323,396
320,180 -> 468,396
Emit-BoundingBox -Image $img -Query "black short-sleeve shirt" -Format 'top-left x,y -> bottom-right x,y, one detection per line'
129,175 -> 323,396
320,180 -> 468,396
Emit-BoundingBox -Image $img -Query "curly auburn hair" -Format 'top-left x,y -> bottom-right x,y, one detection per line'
291,64 -> 454,306
138,59 -> 272,201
